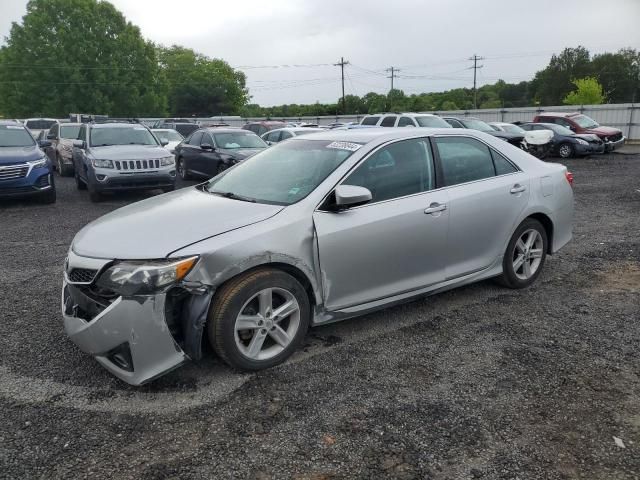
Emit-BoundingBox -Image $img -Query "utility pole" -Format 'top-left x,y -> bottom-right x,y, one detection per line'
386,66 -> 399,92
468,54 -> 484,109
334,57 -> 349,114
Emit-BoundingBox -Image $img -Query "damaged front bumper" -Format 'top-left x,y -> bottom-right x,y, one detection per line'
61,253 -> 213,386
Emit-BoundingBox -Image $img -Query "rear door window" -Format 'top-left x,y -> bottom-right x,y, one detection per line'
380,116 -> 397,127
361,116 -> 381,126
434,136 -> 496,186
445,119 -> 464,128
398,116 -> 415,127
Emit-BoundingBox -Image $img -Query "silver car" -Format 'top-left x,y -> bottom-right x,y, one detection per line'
62,128 -> 573,385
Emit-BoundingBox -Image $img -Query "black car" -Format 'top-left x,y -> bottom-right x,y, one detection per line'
0,121 -> 56,203
443,116 -> 524,148
157,122 -> 200,138
175,128 -> 268,180
518,122 -> 605,158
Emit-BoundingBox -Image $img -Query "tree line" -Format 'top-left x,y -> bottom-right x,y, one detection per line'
0,0 -> 638,119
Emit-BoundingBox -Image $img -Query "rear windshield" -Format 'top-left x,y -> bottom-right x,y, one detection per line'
25,119 -> 57,130
0,125 -> 35,147
415,116 -> 452,128
90,126 -> 158,147
461,119 -> 494,133
174,124 -> 200,136
153,129 -> 183,141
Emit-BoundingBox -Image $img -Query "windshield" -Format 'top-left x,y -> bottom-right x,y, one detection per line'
461,119 -> 494,132
205,139 -> 360,205
546,124 -> 574,136
60,125 -> 81,139
415,116 -> 451,128
90,126 -> 158,147
25,119 -> 56,130
153,129 -> 183,141
501,124 -> 525,135
0,125 -> 36,147
213,132 -> 267,149
572,114 -> 599,129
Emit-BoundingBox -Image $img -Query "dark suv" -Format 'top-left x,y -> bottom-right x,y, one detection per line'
0,121 -> 56,203
242,120 -> 286,136
532,112 -> 625,152
72,121 -> 176,202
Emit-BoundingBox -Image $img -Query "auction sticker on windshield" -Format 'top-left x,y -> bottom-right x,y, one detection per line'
326,141 -> 362,152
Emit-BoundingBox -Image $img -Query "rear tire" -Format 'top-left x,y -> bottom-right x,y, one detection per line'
497,218 -> 548,289
208,269 -> 311,371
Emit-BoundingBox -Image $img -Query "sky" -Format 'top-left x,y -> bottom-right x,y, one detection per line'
1,0 -> 639,106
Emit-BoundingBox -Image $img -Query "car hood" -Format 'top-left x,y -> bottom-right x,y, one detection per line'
573,133 -> 601,142
219,147 -> 266,160
72,186 -> 284,259
581,126 -> 621,137
488,131 -> 524,140
0,146 -> 44,165
89,145 -> 172,160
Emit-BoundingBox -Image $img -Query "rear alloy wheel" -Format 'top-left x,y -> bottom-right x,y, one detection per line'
208,269 -> 310,371
498,218 -> 547,289
558,143 -> 574,159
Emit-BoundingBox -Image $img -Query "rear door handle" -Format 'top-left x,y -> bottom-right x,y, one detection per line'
510,184 -> 526,194
424,203 -> 447,214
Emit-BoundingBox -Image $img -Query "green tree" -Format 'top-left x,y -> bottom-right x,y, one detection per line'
591,48 -> 640,103
0,0 -> 166,117
531,46 -> 591,105
563,77 -> 606,105
158,46 -> 247,117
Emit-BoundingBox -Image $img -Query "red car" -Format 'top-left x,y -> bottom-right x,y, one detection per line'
532,112 -> 625,152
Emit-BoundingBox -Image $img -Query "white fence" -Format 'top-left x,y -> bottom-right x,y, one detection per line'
148,103 -> 640,142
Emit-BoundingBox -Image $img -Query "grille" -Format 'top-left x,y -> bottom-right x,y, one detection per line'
114,159 -> 161,171
68,268 -> 98,283
609,133 -> 622,142
0,164 -> 29,181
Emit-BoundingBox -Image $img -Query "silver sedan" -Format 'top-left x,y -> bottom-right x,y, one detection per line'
62,128 -> 573,385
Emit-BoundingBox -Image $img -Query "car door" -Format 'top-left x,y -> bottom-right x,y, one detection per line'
313,137 -> 449,311
432,135 -> 530,279
198,132 -> 223,177
184,131 -> 203,175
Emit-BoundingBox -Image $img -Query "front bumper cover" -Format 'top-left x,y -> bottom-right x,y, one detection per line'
62,280 -> 187,385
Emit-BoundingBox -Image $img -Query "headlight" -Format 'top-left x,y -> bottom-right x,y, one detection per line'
160,156 -> 174,166
28,157 -> 48,169
604,137 -> 609,142
575,139 -> 588,146
92,158 -> 114,169
95,256 -> 198,296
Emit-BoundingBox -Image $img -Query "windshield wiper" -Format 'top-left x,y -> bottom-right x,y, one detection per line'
208,190 -> 256,203
92,143 -> 114,147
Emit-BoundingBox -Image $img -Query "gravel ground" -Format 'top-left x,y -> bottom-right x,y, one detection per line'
0,152 -> 638,479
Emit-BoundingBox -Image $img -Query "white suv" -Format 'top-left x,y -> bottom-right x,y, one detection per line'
360,113 -> 451,128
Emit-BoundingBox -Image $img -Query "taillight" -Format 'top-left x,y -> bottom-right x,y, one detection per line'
565,171 -> 574,186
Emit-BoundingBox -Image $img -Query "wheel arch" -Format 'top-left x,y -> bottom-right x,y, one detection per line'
526,212 -> 554,254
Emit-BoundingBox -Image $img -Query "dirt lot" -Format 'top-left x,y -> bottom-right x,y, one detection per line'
0,152 -> 638,479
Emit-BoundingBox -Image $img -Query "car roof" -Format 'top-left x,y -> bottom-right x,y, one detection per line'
536,112 -> 579,118
204,127 -> 251,134
24,118 -> 58,121
0,120 -> 22,125
290,127 -> 469,144
90,122 -> 147,128
522,122 -> 556,127
60,122 -> 82,127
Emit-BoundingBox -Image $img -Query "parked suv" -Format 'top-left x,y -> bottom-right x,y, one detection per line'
47,122 -> 82,176
360,113 -> 451,128
24,118 -> 59,139
242,120 -> 286,136
0,121 -> 56,203
532,112 -> 624,151
72,121 -> 176,202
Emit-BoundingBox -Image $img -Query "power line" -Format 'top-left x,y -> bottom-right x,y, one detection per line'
468,54 -> 484,109
386,66 -> 400,91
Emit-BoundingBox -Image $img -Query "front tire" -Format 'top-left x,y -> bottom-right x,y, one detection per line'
558,142 -> 574,159
208,269 -> 311,371
498,218 -> 548,289
57,154 -> 73,177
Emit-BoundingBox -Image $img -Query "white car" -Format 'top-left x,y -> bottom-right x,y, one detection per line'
151,128 -> 184,154
360,113 -> 452,129
24,118 -> 59,140
261,127 -> 325,145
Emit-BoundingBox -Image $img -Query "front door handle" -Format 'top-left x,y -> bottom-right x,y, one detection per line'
424,202 -> 447,214
510,184 -> 526,194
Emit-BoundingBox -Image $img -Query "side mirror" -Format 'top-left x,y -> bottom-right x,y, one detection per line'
73,140 -> 86,149
200,143 -> 215,150
334,185 -> 372,210
266,140 -> 273,146
38,140 -> 52,148
160,138 -> 169,147
46,133 -> 56,140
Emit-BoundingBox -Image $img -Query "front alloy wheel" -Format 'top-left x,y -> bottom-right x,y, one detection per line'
208,268 -> 310,370
558,143 -> 574,159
